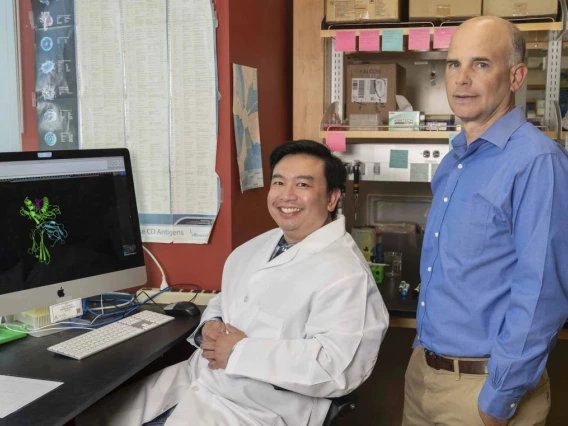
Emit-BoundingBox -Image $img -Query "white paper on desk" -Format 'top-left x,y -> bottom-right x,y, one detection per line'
0,375 -> 63,418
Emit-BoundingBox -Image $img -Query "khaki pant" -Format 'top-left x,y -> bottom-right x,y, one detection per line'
403,346 -> 551,426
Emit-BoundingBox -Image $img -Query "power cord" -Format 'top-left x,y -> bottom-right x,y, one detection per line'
143,245 -> 169,290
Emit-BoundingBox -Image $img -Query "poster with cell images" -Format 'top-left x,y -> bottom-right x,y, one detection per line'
31,0 -> 79,150
74,0 -> 220,244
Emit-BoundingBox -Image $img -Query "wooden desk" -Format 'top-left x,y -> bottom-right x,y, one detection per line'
0,315 -> 200,426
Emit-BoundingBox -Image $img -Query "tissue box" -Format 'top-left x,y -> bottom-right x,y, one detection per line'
389,111 -> 422,131
347,63 -> 406,122
483,0 -> 557,19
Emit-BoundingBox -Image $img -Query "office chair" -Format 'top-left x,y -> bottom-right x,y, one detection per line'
322,393 -> 358,426
274,386 -> 358,426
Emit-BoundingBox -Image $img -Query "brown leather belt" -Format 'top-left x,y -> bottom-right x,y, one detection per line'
424,350 -> 489,375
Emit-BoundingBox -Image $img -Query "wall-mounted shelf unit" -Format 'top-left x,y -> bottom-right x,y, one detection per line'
293,0 -> 568,144
321,22 -> 563,38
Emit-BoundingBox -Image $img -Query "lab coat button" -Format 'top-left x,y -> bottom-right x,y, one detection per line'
244,296 -> 249,302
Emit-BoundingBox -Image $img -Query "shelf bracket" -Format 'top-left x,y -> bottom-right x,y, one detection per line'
324,38 -> 344,120
545,30 -> 562,135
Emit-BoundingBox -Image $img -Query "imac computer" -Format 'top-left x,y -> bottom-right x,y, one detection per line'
0,148 -> 146,320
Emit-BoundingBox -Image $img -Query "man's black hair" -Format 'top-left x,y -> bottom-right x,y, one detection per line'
269,140 -> 346,219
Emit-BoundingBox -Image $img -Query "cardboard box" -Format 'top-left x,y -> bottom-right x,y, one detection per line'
483,0 -> 558,19
409,0 -> 482,21
347,63 -> 406,121
326,0 -> 404,23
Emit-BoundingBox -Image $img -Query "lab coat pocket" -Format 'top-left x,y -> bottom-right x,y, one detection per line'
246,307 -> 284,339
441,198 -> 489,257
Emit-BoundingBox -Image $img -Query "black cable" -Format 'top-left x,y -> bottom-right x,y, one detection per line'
134,290 -> 162,306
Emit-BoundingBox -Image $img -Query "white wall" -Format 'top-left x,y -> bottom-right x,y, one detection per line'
0,0 -> 22,152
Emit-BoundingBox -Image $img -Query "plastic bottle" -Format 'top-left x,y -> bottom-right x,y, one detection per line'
329,112 -> 341,131
374,233 -> 384,263
398,281 -> 410,297
330,112 -> 337,125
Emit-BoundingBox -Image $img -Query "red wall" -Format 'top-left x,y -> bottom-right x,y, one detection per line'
19,0 -> 39,151
229,0 -> 293,249
17,0 -> 291,291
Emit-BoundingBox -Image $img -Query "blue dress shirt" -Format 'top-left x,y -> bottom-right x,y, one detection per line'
416,107 -> 568,419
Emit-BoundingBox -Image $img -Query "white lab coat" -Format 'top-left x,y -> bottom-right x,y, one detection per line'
77,217 -> 389,426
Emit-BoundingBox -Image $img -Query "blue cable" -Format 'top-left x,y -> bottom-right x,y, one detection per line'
65,287 -> 175,329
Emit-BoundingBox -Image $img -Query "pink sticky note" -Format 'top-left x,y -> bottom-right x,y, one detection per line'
358,30 -> 380,52
433,27 -> 456,50
335,31 -> 356,52
408,28 -> 430,51
325,132 -> 346,152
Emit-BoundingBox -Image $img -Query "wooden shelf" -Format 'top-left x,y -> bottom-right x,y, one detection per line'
545,131 -> 565,139
320,130 -> 456,139
527,41 -> 568,50
321,22 -> 562,38
320,130 -> 563,141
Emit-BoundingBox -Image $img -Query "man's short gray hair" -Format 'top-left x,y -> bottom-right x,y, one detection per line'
509,23 -> 526,67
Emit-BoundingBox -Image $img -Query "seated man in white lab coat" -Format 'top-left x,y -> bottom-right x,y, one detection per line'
77,139 -> 389,426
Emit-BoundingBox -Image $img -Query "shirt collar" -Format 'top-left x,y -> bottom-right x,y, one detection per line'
480,107 -> 526,149
451,107 -> 526,155
272,216 -> 346,255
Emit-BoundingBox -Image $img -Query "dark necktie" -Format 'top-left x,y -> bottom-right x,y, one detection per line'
270,236 -> 295,261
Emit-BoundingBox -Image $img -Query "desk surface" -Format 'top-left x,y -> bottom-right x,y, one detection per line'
0,315 -> 200,426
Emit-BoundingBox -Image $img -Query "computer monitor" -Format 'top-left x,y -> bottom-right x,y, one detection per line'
0,148 -> 146,318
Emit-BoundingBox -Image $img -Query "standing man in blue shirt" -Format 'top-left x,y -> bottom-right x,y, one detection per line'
403,16 -> 568,426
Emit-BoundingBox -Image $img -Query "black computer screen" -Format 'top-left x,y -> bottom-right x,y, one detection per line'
0,150 -> 144,297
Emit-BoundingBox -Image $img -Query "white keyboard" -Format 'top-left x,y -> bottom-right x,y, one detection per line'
47,311 -> 175,360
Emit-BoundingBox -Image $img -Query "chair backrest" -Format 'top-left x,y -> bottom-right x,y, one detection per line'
322,393 -> 358,426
